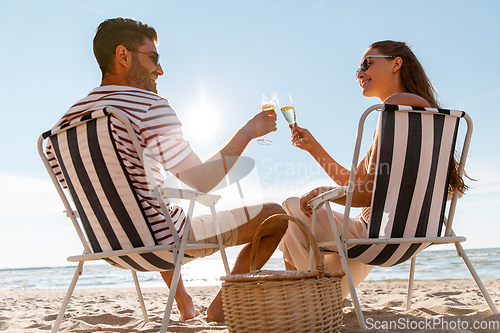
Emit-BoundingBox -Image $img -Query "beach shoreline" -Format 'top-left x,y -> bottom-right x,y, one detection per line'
1,279 -> 499,332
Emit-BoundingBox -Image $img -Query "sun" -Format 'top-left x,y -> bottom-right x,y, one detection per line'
182,101 -> 225,158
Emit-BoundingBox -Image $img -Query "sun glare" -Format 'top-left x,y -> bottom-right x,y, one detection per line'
182,102 -> 225,157
180,81 -> 229,156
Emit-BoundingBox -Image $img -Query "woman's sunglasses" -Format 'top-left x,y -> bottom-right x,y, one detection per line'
356,55 -> 395,76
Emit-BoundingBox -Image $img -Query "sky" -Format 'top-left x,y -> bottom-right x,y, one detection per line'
1,0 -> 499,269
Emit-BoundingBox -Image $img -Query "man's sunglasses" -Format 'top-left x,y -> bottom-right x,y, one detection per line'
128,49 -> 161,66
356,55 -> 395,76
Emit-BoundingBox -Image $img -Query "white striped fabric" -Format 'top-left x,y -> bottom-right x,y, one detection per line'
47,111 -> 195,271
45,86 -> 193,245
347,104 -> 463,267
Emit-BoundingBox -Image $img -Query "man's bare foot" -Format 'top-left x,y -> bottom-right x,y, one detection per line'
206,303 -> 225,322
206,291 -> 225,322
179,307 -> 200,321
177,294 -> 200,321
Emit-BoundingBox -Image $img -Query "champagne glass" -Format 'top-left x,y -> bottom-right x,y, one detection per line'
277,94 -> 307,147
257,91 -> 277,145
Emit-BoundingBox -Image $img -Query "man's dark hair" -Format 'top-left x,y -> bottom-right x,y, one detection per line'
93,17 -> 158,77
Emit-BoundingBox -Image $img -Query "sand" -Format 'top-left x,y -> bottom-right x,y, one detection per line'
1,279 -> 499,332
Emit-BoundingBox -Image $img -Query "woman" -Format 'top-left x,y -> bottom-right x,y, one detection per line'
279,40 -> 468,298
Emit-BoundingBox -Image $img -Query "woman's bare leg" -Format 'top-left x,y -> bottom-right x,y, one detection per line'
284,261 -> 297,270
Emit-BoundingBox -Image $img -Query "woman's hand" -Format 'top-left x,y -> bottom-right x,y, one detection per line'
290,123 -> 318,151
299,186 -> 334,217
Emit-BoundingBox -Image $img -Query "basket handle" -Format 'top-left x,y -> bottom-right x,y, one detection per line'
250,214 -> 325,274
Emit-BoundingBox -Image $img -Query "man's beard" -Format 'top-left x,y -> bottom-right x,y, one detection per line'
126,56 -> 157,93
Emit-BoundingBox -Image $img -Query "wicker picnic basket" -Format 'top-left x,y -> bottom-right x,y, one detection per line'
221,214 -> 344,333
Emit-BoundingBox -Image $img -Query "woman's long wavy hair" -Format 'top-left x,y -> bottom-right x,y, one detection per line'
369,40 -> 470,194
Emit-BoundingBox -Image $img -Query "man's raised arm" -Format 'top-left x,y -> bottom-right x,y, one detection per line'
169,110 -> 277,193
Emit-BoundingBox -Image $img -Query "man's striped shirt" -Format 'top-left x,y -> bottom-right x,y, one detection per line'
46,85 -> 193,245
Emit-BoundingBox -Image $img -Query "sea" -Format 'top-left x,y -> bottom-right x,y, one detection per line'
1,247 -> 499,290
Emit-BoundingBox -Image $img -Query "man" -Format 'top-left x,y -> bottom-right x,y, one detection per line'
47,18 -> 287,322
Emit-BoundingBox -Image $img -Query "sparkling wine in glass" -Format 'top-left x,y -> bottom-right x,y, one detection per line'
257,91 -> 277,145
278,94 -> 307,147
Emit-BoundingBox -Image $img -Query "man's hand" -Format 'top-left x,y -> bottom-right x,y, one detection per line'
242,110 -> 278,140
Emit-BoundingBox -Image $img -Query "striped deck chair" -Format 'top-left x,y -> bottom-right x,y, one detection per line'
37,107 -> 231,333
307,104 -> 499,329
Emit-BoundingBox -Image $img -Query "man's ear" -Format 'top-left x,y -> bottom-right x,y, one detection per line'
115,45 -> 131,69
393,56 -> 403,73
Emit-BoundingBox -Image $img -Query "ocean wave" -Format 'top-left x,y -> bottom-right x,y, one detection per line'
1,248 -> 498,290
